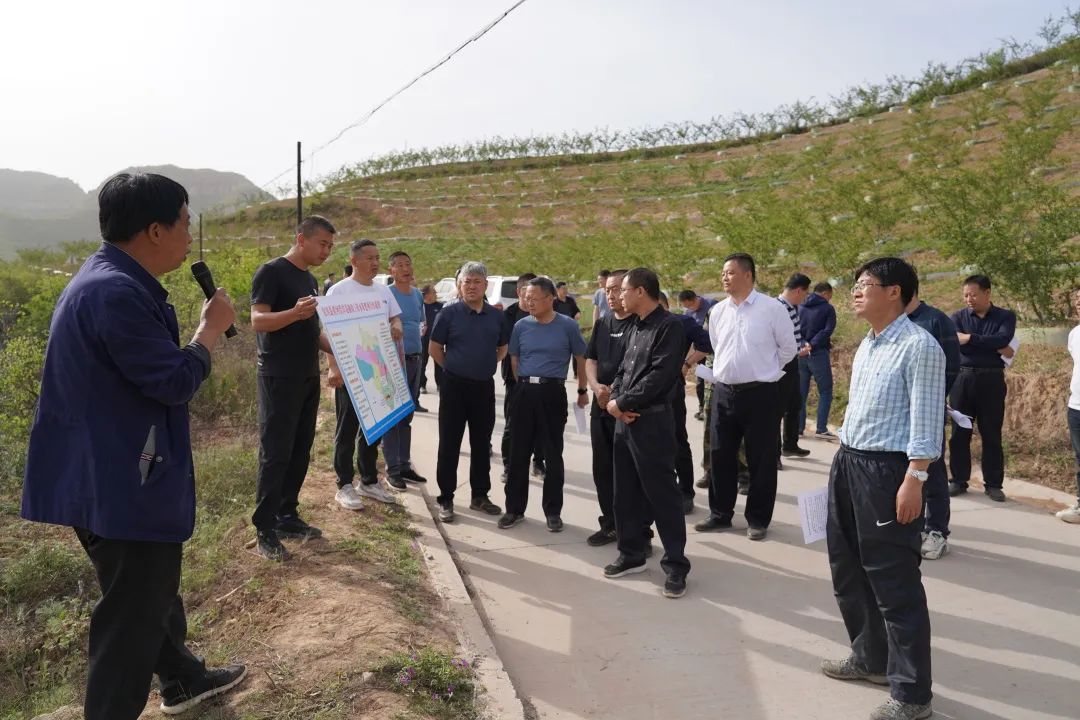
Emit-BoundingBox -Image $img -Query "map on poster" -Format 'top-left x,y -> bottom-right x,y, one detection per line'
317,296 -> 414,444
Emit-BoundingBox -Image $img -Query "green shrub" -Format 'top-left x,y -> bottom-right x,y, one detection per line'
0,543 -> 93,607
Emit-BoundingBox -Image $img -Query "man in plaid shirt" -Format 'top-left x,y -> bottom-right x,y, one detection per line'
821,257 -> 944,720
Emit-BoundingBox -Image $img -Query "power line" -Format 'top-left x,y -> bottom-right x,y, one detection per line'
259,0 -> 529,193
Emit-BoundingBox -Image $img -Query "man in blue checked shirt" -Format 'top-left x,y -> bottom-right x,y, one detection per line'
821,258 -> 944,720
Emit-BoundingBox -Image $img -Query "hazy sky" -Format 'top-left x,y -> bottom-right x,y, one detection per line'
1,0 -> 1072,194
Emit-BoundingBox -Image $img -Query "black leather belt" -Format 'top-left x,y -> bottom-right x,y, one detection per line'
518,376 -> 562,384
404,353 -> 422,359
960,366 -> 1003,373
719,380 -> 768,391
635,404 -> 670,416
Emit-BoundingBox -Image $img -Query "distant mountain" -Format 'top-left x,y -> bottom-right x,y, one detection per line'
0,165 -> 273,257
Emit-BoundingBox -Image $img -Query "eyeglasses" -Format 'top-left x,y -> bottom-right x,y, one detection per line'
850,281 -> 892,294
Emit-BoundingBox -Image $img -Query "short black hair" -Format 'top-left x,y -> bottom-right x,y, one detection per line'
855,257 -> 919,306
785,273 -> 811,291
963,274 -> 991,291
350,238 -> 377,255
98,172 -> 189,244
517,272 -> 538,287
658,291 -> 669,307
625,267 -> 661,300
677,289 -> 697,303
528,276 -> 556,297
556,281 -> 567,289
388,250 -> 411,265
298,215 -> 336,236
344,265 -> 353,277
598,269 -> 611,278
723,252 -> 756,280
813,281 -> 833,293
420,284 -> 434,294
328,272 -> 336,278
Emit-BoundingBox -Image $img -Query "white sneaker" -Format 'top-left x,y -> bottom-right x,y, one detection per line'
355,481 -> 397,505
921,530 -> 948,560
335,485 -> 364,511
1055,503 -> 1080,524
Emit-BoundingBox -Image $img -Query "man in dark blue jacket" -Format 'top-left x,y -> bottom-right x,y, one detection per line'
21,174 -> 246,720
798,282 -> 837,436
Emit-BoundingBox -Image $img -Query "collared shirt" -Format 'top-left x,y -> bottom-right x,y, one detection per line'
611,306 -> 686,411
509,314 -> 587,378
708,289 -> 798,384
684,295 -> 716,326
1069,325 -> 1080,410
423,300 -> 444,339
429,300 -> 508,381
777,295 -> 804,346
500,301 -> 529,383
951,304 -> 1016,369
389,284 -> 424,354
22,243 -> 211,542
908,301 -> 961,394
839,313 -> 946,459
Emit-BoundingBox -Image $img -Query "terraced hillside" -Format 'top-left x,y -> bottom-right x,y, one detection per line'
208,61 -> 1079,318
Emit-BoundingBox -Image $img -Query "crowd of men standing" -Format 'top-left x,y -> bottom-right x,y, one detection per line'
21,172 -> 1079,720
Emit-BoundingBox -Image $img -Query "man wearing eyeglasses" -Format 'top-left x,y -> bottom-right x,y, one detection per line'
821,258 -> 943,720
695,253 -> 796,541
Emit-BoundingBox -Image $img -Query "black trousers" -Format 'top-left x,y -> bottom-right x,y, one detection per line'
501,379 -> 542,471
436,372 -> 496,505
75,528 -> 206,720
505,383 -> 566,516
590,408 -> 617,530
923,428 -> 950,536
613,412 -> 691,575
1069,408 -> 1080,501
671,387 -> 696,499
949,368 -> 1006,489
778,358 -> 802,451
828,446 -> 932,705
253,375 -> 320,531
333,385 -> 381,488
708,381 -> 780,528
696,377 -> 706,410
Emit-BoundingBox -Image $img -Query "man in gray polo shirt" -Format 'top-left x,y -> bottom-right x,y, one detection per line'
501,277 -> 588,531
429,262 -> 509,522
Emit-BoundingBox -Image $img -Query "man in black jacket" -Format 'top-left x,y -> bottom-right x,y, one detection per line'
604,268 -> 691,599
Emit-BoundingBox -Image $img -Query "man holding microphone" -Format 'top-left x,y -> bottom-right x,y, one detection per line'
21,173 -> 246,719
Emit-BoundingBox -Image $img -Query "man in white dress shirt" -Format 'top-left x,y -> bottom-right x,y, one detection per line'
695,253 -> 797,540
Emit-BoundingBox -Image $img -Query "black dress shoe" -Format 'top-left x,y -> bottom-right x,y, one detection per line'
682,496 -> 694,515
984,487 -> 1006,502
694,515 -> 733,532
414,404 -> 429,413
546,516 -> 564,532
781,445 -> 811,458
400,468 -> 428,483
603,554 -> 647,578
386,474 -> 407,490
948,481 -> 968,496
469,497 -> 502,515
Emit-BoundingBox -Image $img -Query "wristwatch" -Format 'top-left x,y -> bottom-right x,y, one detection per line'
577,388 -> 588,396
906,469 -> 929,482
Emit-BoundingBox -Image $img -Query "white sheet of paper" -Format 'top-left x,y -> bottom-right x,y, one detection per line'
694,364 -> 713,383
797,487 -> 829,544
948,407 -> 973,429
573,404 -> 588,434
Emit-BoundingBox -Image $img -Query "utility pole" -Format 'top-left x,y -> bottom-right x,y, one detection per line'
198,213 -> 203,262
296,141 -> 303,227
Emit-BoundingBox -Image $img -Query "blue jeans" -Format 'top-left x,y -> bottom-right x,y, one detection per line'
799,349 -> 833,433
383,355 -> 421,475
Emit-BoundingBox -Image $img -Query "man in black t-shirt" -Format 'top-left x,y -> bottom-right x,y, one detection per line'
554,282 -> 581,320
249,215 -> 336,561
585,270 -> 635,545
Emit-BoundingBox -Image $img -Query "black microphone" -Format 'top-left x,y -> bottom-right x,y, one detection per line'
190,261 -> 237,338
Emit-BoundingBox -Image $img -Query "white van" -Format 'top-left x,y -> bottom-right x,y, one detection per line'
435,275 -> 518,309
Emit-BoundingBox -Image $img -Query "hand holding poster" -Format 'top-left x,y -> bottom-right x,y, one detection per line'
318,297 -> 414,444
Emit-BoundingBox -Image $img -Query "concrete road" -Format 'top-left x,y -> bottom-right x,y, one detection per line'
407,381 -> 1080,720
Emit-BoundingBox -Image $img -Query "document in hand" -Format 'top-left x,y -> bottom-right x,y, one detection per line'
573,404 -> 588,435
694,364 -> 713,383
797,487 -> 829,544
947,407 -> 973,429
